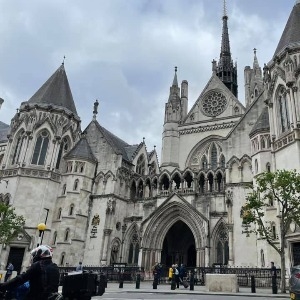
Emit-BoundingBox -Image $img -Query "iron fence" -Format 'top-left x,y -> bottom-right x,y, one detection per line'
58,265 -> 281,288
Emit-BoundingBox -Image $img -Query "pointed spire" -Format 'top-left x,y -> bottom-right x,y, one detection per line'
27,64 -> 78,115
216,0 -> 238,97
274,2 -> 300,58
93,99 -> 99,120
253,48 -> 262,78
172,66 -> 178,86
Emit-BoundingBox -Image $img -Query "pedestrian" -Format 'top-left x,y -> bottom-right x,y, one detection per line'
0,245 -> 60,300
168,265 -> 173,282
271,261 -> 277,294
76,261 -> 83,272
4,262 -> 14,282
173,264 -> 180,288
179,264 -> 186,283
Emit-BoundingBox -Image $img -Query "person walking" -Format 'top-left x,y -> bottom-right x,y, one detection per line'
174,264 -> 180,288
4,262 -> 14,282
0,245 -> 60,300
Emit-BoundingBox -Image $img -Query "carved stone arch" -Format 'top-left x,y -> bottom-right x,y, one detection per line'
158,171 -> 171,182
211,219 -> 229,265
104,171 -> 115,181
33,116 -> 57,134
182,169 -> 194,189
95,172 -> 105,183
110,237 -> 121,265
142,200 -> 207,252
240,154 -> 251,166
171,170 -> 182,190
227,156 -> 240,170
185,136 -> 224,170
158,171 -> 171,191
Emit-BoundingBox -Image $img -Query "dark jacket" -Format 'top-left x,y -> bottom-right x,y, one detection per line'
0,258 -> 59,300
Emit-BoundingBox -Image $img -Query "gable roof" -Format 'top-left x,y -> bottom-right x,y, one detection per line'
65,136 -> 97,162
249,106 -> 270,138
27,64 -> 78,115
274,2 -> 300,58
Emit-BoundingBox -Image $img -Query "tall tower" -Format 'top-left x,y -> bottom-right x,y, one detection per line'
161,67 -> 181,170
216,0 -> 238,98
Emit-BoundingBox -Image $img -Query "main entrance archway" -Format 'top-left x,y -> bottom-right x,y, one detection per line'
141,195 -> 208,272
161,220 -> 196,267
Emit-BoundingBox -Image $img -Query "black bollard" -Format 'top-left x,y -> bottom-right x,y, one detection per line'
190,271 -> 194,291
272,276 -> 277,294
136,274 -> 141,289
98,273 -> 106,296
153,272 -> 158,289
119,273 -> 124,288
171,274 -> 176,290
250,275 -> 256,293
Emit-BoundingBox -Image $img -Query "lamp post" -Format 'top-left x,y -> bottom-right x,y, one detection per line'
37,223 -> 46,247
119,224 -> 127,263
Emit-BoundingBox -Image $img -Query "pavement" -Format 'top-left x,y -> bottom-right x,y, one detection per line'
94,281 -> 291,298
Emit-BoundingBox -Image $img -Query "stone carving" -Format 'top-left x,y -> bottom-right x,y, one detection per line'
91,214 -> 100,226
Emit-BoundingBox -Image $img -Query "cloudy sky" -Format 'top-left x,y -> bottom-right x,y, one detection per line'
0,0 -> 296,161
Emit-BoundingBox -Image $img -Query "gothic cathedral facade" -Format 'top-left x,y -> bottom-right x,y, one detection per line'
1,1 -> 300,274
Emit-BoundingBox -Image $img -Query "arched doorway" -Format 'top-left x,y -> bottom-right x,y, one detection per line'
161,220 -> 196,267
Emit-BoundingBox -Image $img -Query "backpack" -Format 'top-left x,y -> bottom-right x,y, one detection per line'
175,268 -> 179,275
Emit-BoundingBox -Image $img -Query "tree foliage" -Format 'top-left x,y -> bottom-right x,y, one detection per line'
0,202 -> 25,244
241,169 -> 300,292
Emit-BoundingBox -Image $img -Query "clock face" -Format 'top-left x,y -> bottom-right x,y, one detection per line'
201,91 -> 227,117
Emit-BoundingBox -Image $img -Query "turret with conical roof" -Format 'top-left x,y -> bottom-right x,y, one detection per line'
216,0 -> 238,98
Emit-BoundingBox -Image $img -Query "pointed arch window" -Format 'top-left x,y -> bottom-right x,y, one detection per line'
11,130 -> 25,165
201,156 -> 208,170
136,155 -> 146,175
211,144 -> 218,170
62,184 -> 66,195
208,173 -> 214,192
278,87 -> 290,133
199,174 -> 205,194
128,231 -> 139,265
69,204 -> 74,216
31,130 -> 49,165
52,231 -> 57,245
260,249 -> 265,267
60,252 -> 66,266
57,208 -> 62,220
220,155 -> 225,169
216,224 -> 229,265
64,228 -> 70,242
55,137 -> 69,170
73,179 -> 79,191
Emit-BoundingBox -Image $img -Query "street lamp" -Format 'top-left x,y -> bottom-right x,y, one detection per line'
37,223 -> 46,246
119,224 -> 127,263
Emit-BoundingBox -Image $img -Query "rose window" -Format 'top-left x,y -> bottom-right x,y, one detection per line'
201,91 -> 227,117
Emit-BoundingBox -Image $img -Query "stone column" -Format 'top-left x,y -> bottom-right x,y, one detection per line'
101,229 -> 112,263
287,89 -> 296,127
227,224 -> 234,266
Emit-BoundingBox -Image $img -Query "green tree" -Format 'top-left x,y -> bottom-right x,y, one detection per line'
241,169 -> 300,293
0,202 -> 25,244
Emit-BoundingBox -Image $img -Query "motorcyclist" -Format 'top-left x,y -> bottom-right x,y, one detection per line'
0,245 -> 60,300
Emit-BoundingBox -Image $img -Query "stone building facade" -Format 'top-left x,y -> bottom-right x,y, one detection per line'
1,1 -> 300,274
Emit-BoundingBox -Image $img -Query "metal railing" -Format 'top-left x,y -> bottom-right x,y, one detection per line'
58,265 -> 281,288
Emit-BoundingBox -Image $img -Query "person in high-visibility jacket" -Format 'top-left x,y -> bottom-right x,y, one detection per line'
168,265 -> 173,281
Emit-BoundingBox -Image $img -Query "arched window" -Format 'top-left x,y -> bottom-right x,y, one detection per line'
52,231 -> 57,245
73,179 -> 79,191
64,228 -> 70,241
128,230 -> 139,265
255,159 -> 258,174
57,208 -> 62,220
31,130 -> 49,165
261,249 -> 265,267
216,173 -> 223,192
62,184 -> 66,195
201,156 -> 208,170
211,144 -> 218,170
208,173 -> 214,192
80,163 -> 85,173
278,87 -> 290,133
55,137 -> 69,169
215,224 -> 229,265
199,174 -> 205,194
266,163 -> 271,173
60,253 -> 66,266
136,155 -> 146,175
69,204 -> 74,216
272,223 -> 277,239
261,137 -> 266,149
11,130 -> 25,165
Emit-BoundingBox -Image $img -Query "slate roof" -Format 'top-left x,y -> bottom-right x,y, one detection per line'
27,64 -> 78,115
64,136 -> 96,162
124,145 -> 139,162
274,1 -> 300,58
0,121 -> 9,143
93,121 -> 133,162
249,107 -> 270,138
